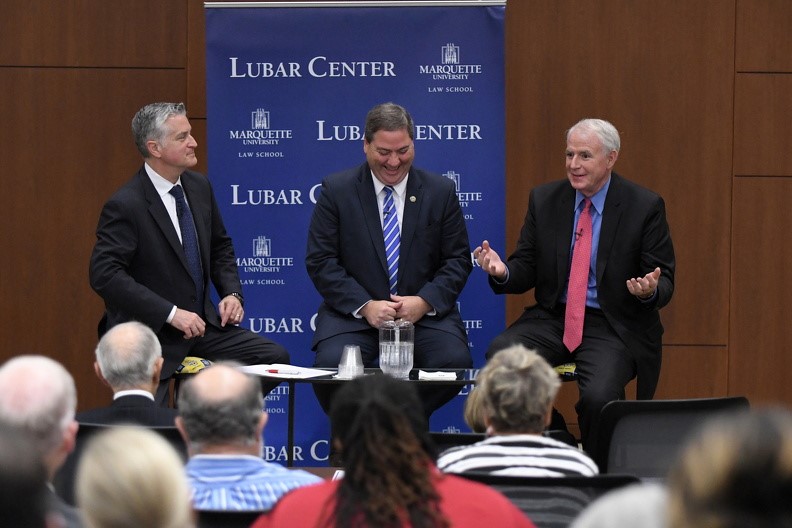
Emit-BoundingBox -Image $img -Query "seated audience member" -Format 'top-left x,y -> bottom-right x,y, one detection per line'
463,383 -> 487,433
76,426 -> 193,528
437,345 -> 598,477
176,362 -> 321,512
77,321 -> 178,426
0,355 -> 83,528
252,375 -> 536,528
0,424 -> 59,528
569,482 -> 668,528
666,407 -> 792,528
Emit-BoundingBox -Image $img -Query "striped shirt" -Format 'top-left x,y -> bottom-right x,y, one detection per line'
436,434 -> 599,477
186,454 -> 323,511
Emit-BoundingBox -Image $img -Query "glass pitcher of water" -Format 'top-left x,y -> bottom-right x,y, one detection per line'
378,319 -> 414,379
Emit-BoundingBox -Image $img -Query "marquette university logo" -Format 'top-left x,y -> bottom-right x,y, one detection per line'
443,170 -> 483,220
421,43 -> 482,92
237,236 -> 294,284
230,107 -> 293,156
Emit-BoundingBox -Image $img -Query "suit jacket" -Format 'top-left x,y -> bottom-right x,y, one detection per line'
47,487 -> 84,528
491,173 -> 675,399
306,163 -> 472,346
90,167 -> 242,376
75,394 -> 178,426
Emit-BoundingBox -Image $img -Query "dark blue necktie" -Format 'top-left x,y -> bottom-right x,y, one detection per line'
169,185 -> 204,311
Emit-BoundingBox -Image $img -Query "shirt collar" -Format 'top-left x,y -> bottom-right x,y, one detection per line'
575,176 -> 611,215
145,162 -> 183,197
370,170 -> 409,198
113,389 -> 155,401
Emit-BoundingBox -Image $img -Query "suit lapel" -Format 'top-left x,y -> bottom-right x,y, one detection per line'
138,170 -> 190,273
555,186 -> 577,294
356,166 -> 389,275
597,173 -> 623,282
399,170 -> 422,280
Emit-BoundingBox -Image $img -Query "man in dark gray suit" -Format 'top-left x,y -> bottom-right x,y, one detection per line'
77,321 -> 177,426
475,118 -> 675,453
306,102 -> 473,417
89,102 -> 289,404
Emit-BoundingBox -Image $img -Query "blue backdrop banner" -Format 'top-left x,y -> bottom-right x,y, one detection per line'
205,1 -> 505,466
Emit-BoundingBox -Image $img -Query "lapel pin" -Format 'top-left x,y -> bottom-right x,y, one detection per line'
409,195 -> 416,203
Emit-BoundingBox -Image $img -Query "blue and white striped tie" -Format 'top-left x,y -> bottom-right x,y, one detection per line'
382,186 -> 400,295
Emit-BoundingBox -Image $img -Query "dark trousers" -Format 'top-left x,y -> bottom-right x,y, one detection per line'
313,327 -> 472,420
486,305 -> 635,455
155,323 -> 289,406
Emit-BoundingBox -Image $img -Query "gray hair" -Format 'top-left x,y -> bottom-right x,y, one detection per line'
177,362 -> 263,451
364,102 -> 414,142
567,118 -> 621,154
131,102 -> 187,157
0,355 -> 77,456
95,321 -> 162,390
478,345 -> 560,434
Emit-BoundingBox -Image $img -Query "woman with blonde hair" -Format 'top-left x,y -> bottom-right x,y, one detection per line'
667,408 -> 792,528
76,426 -> 193,528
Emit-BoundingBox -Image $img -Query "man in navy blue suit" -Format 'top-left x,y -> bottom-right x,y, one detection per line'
306,102 -> 473,418
77,321 -> 177,426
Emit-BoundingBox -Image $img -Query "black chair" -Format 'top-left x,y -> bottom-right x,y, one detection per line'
430,431 -> 485,454
459,473 -> 640,528
593,396 -> 750,479
196,509 -> 268,528
53,423 -> 188,505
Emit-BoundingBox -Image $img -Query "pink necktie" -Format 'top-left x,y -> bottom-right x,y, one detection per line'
563,199 -> 592,352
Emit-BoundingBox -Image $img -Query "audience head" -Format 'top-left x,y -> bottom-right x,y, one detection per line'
0,355 -> 78,478
176,362 -> 266,456
667,407 -> 792,528
94,321 -> 163,394
329,375 -> 448,528
131,102 -> 188,158
478,345 -> 560,435
76,426 -> 193,528
463,385 -> 487,433
0,424 -> 54,528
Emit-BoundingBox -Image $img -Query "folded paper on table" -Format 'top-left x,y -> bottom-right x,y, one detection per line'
238,364 -> 331,379
418,370 -> 458,380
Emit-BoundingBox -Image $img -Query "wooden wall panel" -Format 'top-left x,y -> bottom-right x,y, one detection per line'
731,178 -> 792,406
736,0 -> 792,72
0,0 -> 186,67
504,1 -> 735,347
4,0 -> 792,417
0,68 -> 186,410
734,74 -> 792,176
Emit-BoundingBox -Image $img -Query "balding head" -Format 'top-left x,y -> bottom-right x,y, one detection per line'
0,355 -> 78,477
176,362 -> 265,454
95,321 -> 163,393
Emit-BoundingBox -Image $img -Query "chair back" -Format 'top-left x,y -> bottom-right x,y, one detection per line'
430,432 -> 485,455
459,473 -> 639,528
53,423 -> 187,505
196,509 -> 267,528
593,396 -> 750,479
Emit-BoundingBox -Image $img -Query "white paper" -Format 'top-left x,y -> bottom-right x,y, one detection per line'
418,370 -> 458,380
238,363 -> 331,379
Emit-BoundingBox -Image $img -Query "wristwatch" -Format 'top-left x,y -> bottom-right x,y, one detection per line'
229,292 -> 244,306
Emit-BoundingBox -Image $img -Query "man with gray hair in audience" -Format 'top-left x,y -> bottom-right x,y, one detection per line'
176,362 -> 322,512
0,355 -> 84,527
77,321 -> 177,426
437,344 -> 598,477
